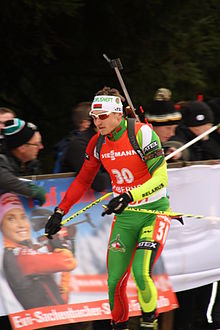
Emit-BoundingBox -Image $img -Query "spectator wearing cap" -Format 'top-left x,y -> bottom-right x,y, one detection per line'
145,89 -> 183,330
166,101 -> 220,329
164,100 -> 220,161
146,88 -> 182,145
207,98 -> 220,146
0,118 -> 46,205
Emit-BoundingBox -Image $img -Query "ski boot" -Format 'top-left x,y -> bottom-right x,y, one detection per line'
140,315 -> 158,330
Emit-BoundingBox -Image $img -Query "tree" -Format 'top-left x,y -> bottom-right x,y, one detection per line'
1,0 -> 220,173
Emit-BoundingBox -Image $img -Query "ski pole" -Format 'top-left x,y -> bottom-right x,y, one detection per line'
165,123 -> 220,161
61,192 -> 112,225
124,206 -> 220,221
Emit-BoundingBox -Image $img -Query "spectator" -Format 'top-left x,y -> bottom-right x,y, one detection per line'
164,100 -> 220,330
59,101 -> 111,192
164,100 -> 220,162
145,88 -> 183,330
0,192 -> 77,310
207,97 -> 220,146
0,107 -> 16,152
53,102 -> 92,173
146,88 -> 182,144
0,118 -> 46,205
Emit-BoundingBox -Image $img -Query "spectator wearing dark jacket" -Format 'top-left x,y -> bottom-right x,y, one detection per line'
0,118 -> 46,205
53,102 -> 92,173
164,100 -> 220,330
207,98 -> 220,147
59,102 -> 111,192
164,100 -> 220,161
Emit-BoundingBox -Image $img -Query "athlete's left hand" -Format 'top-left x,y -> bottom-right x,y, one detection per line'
102,192 -> 133,216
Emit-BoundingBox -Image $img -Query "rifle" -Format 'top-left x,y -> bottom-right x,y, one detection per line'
103,54 -> 140,121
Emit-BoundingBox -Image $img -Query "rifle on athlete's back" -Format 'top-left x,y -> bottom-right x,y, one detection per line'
103,54 -> 141,122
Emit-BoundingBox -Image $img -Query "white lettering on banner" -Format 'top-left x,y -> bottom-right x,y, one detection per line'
154,275 -> 172,292
10,300 -> 140,329
111,168 -> 134,184
101,149 -> 136,161
101,303 -> 111,314
37,307 -> 101,321
13,314 -> 33,328
157,295 -> 170,308
11,307 -> 104,328
129,299 -> 141,312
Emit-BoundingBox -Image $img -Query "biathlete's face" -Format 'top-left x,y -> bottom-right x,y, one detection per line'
90,111 -> 123,135
1,208 -> 31,243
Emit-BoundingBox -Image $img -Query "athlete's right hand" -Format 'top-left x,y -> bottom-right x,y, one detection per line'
45,208 -> 64,239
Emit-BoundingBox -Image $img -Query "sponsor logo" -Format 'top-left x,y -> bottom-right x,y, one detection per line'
144,141 -> 158,153
140,225 -> 153,240
101,149 -> 136,161
112,184 -> 141,194
196,114 -> 205,121
142,183 -> 164,198
94,97 -> 114,103
109,234 -> 126,253
137,241 -> 158,250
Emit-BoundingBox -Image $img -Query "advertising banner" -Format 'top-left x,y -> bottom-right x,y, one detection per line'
162,164 -> 220,292
0,176 -> 177,330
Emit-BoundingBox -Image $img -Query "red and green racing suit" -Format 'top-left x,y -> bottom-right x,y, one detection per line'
59,117 -> 171,324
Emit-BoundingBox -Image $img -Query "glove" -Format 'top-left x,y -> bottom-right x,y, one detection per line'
45,207 -> 64,239
29,184 -> 46,206
102,192 -> 133,216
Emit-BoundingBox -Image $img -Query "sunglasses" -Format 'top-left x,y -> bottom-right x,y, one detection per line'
89,111 -> 111,120
25,142 -> 42,147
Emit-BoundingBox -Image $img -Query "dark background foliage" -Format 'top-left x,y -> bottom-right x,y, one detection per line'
1,0 -> 220,173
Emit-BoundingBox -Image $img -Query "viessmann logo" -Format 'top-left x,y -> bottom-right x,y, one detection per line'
101,149 -> 136,161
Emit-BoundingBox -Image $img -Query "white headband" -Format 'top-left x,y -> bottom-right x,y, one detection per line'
91,95 -> 123,113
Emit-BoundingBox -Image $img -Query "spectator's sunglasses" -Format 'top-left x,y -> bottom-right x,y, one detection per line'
89,111 -> 111,120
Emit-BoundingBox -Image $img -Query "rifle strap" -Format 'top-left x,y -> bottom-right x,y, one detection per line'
96,118 -> 163,162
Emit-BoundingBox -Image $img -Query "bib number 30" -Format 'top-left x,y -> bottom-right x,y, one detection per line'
111,168 -> 134,184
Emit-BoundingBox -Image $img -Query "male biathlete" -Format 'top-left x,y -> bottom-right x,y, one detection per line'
45,87 -> 171,330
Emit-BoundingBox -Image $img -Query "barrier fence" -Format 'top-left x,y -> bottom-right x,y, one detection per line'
0,160 -> 219,329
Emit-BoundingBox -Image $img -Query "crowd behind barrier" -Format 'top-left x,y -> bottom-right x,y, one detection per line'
0,160 -> 220,330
